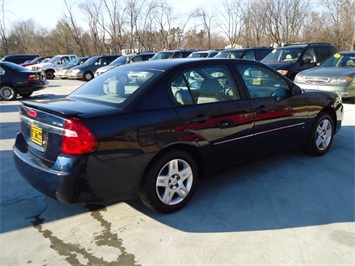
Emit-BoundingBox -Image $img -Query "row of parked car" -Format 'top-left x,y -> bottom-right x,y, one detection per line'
1,43 -> 354,101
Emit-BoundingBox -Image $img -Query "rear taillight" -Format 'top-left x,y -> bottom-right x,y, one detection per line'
62,119 -> 98,155
28,75 -> 39,81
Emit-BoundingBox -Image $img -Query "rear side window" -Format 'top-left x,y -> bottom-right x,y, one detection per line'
315,46 -> 333,62
170,65 -> 240,105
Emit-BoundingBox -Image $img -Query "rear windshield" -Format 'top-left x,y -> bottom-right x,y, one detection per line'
68,66 -> 160,107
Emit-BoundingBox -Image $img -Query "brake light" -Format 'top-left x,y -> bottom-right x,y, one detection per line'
28,109 -> 37,117
28,75 -> 39,81
62,119 -> 98,155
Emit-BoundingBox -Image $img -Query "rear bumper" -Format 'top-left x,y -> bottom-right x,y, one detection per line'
13,132 -> 150,204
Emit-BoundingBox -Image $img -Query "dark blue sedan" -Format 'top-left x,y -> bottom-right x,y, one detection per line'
0,61 -> 48,101
13,58 -> 344,213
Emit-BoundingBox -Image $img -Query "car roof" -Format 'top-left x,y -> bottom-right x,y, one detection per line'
116,58 -> 263,71
280,43 -> 335,49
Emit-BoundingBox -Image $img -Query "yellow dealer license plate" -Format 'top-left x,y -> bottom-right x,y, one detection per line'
31,125 -> 43,146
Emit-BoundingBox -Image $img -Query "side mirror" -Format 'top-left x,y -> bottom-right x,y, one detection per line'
292,84 -> 303,96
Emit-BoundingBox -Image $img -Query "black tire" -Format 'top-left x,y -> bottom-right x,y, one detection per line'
139,150 -> 198,213
83,71 -> 94,81
307,112 -> 334,156
45,70 -> 55,79
0,85 -> 17,101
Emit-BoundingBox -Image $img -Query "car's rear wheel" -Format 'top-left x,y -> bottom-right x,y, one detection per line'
83,71 -> 93,81
45,70 -> 55,79
139,150 -> 198,213
0,85 -> 17,101
307,112 -> 334,156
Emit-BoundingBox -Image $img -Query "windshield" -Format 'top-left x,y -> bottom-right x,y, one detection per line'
48,56 -> 61,63
214,50 -> 244,59
69,65 -> 160,107
188,53 -> 208,58
261,48 -> 304,63
320,53 -> 355,67
150,52 -> 174,60
83,56 -> 99,66
109,55 -> 131,66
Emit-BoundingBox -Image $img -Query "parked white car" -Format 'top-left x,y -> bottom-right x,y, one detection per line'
27,54 -> 77,79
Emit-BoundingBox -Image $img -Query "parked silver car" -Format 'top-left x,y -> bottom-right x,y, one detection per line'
294,51 -> 355,101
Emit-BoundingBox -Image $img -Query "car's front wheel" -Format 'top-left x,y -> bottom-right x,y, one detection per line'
139,150 -> 198,213
0,85 -> 17,101
83,71 -> 94,81
307,112 -> 334,156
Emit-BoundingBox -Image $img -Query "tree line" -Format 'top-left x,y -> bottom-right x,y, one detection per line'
1,0 -> 354,57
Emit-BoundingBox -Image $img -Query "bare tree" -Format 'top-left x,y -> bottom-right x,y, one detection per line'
151,1 -> 175,50
79,0 -> 105,54
253,0 -> 310,46
61,0 -> 85,56
193,7 -> 215,49
319,0 -> 355,50
216,0 -> 244,48
0,0 -> 8,55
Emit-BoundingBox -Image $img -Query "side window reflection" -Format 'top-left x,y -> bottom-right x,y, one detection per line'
170,66 -> 240,106
236,64 -> 290,98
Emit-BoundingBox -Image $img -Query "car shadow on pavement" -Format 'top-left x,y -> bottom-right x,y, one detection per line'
1,126 -> 354,234
129,126 -> 355,232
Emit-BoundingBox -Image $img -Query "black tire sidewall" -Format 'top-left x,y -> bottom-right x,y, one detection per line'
84,72 -> 93,81
0,85 -> 17,101
46,70 -> 55,79
140,150 -> 198,213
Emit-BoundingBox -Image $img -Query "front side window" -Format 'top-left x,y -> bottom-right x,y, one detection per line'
236,64 -> 289,98
170,65 -> 240,105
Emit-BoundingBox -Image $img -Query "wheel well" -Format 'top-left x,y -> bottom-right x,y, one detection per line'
142,144 -> 204,183
321,107 -> 337,129
45,69 -> 54,72
0,83 -> 13,88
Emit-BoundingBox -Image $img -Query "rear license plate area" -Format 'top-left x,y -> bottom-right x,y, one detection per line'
31,125 -> 43,146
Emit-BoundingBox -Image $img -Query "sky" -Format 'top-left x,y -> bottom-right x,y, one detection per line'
5,0 -> 212,31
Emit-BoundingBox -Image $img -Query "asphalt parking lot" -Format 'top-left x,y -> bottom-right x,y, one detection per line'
1,79 -> 354,266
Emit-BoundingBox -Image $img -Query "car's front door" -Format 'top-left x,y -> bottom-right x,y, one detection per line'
234,63 -> 309,153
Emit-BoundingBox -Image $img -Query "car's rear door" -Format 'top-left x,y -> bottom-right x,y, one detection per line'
169,64 -> 255,172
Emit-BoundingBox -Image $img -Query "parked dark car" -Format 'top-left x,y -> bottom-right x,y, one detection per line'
13,58 -> 343,213
1,54 -> 39,64
187,50 -> 222,58
261,43 -> 338,80
150,49 -> 195,60
55,56 -> 89,79
67,55 -> 120,81
95,52 -> 155,77
214,47 -> 273,61
0,61 -> 48,101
